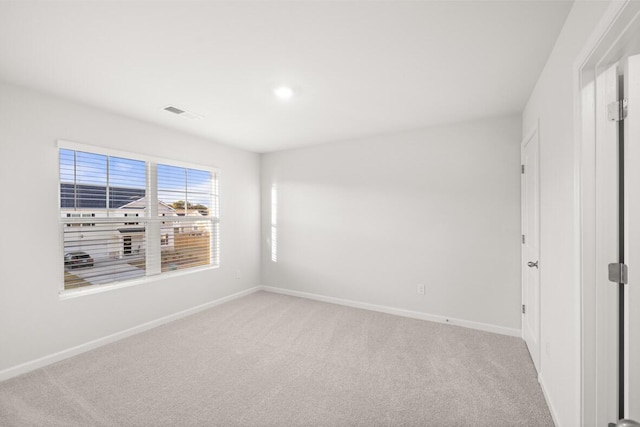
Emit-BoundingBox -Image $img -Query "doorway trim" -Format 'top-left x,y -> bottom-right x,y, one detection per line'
574,0 -> 640,424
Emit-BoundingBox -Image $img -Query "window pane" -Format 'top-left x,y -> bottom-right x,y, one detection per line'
59,150 -> 109,210
63,222 -> 146,290
76,151 -> 107,186
160,219 -> 213,272
109,156 -> 146,209
187,168 -> 211,216
59,149 -> 75,184
211,174 -> 220,218
59,150 -> 148,211
157,164 -> 217,269
158,165 -> 213,216
158,164 -> 186,214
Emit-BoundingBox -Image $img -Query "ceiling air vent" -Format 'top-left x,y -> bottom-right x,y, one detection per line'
162,105 -> 202,120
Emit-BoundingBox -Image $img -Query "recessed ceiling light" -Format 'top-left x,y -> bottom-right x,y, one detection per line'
273,86 -> 295,100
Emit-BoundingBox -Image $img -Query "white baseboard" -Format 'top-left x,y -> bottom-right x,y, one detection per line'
260,286 -> 521,338
1,285 -> 521,383
0,286 -> 262,383
539,373 -> 560,427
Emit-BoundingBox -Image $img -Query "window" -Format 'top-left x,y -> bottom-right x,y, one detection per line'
65,213 -> 95,227
59,143 -> 219,292
123,213 -> 140,225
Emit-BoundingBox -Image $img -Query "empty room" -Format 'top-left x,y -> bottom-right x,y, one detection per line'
1,1 -> 640,426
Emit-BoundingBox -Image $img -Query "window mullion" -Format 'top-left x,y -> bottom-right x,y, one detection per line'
73,151 -> 77,210
106,155 -> 110,213
146,162 -> 161,276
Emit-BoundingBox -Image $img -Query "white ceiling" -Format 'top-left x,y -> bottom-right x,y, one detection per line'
0,1 -> 573,153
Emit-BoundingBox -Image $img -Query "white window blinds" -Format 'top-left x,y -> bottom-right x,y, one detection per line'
156,164 -> 219,273
60,146 -> 219,291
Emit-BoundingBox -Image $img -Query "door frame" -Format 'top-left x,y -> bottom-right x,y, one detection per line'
521,123 -> 541,373
575,0 -> 640,424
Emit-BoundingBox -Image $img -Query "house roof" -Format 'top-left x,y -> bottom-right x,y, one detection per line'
119,196 -> 176,212
60,183 -> 145,209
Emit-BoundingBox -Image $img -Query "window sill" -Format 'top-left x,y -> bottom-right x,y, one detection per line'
58,264 -> 219,300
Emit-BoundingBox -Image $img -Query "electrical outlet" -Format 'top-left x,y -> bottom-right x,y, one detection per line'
545,341 -> 551,357
235,269 -> 241,279
416,284 -> 425,295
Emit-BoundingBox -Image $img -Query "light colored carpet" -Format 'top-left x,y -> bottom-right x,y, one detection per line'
0,291 -> 553,426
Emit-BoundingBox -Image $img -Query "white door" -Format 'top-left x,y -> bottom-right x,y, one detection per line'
624,53 -> 640,422
596,55 -> 640,426
522,128 -> 540,372
595,62 -> 621,425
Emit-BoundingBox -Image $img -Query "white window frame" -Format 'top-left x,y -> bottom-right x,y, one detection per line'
58,140 -> 221,299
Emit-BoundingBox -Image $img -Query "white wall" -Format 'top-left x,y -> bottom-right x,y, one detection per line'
0,82 -> 261,374
521,1 -> 612,426
261,115 -> 522,333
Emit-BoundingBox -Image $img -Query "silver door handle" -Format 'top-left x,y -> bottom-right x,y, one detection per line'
527,261 -> 539,268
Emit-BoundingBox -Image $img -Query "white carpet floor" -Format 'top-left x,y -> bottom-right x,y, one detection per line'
0,291 -> 553,426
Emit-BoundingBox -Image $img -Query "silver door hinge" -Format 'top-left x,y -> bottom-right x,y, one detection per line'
522,304 -> 526,314
608,263 -> 628,284
521,164 -> 525,174
522,234 -> 525,244
608,99 -> 628,122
